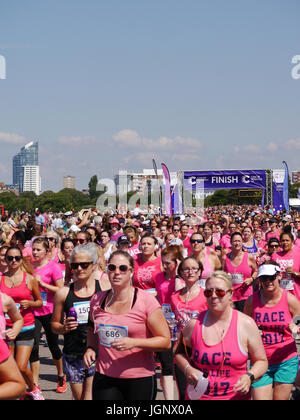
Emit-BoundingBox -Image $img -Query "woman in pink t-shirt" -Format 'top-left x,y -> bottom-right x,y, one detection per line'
29,237 -> 65,393
84,251 -> 170,400
132,233 -> 162,294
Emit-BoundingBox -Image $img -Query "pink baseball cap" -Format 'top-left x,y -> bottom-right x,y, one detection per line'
109,218 -> 120,224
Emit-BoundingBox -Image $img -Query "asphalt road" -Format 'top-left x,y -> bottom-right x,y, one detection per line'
38,338 -> 177,401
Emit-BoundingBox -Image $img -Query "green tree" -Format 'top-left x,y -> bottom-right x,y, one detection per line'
88,175 -> 99,200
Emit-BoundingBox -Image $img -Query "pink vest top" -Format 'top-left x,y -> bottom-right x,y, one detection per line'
190,309 -> 250,400
272,248 -> 300,300
170,289 -> 208,331
224,252 -> 252,302
0,273 -> 35,328
0,293 -> 10,364
252,289 -> 297,365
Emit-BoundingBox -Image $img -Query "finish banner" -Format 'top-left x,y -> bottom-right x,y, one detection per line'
184,170 -> 266,206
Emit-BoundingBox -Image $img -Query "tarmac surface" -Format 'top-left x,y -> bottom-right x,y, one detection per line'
38,337 -> 178,400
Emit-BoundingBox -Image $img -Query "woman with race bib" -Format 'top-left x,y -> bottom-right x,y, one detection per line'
0,246 -> 43,400
272,232 -> 300,300
222,232 -> 257,312
132,233 -> 162,295
175,271 -> 267,400
84,250 -> 170,400
154,245 -> 184,400
244,262 -> 300,400
52,243 -> 104,400
0,292 -> 25,399
170,257 -> 208,400
189,232 -> 221,289
29,237 -> 65,393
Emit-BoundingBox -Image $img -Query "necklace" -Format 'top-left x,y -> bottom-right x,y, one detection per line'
105,288 -> 134,312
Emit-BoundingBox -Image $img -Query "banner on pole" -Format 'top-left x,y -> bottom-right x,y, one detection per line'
161,163 -> 172,217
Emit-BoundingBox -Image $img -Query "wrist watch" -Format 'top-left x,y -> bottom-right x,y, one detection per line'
246,372 -> 255,382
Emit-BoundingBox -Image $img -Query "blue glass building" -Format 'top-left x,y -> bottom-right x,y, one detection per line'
13,141 -> 39,193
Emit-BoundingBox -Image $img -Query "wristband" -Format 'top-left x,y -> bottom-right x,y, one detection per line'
184,363 -> 191,376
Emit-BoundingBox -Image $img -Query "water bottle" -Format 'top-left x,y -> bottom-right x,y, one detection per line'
292,316 -> 300,341
68,307 -> 77,321
187,370 -> 209,400
169,313 -> 178,341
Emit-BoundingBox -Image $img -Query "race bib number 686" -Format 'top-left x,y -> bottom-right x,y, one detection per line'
98,324 -> 128,347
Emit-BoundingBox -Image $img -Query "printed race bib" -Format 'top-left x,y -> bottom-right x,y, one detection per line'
73,301 -> 90,324
280,279 -> 294,291
198,279 -> 206,289
41,291 -> 47,306
231,273 -> 244,285
98,324 -> 128,347
162,304 -> 172,320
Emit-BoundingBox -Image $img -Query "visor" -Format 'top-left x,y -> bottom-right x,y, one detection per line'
257,264 -> 281,278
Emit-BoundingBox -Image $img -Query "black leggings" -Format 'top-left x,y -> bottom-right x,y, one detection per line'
92,372 -> 157,400
30,314 -> 62,363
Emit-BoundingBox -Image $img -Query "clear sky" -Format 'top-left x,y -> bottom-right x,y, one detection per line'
0,0 -> 300,192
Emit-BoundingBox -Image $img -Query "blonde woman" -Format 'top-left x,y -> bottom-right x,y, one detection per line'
175,271 -> 267,400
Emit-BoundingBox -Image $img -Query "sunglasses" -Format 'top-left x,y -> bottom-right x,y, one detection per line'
71,262 -> 93,270
6,255 -> 22,262
269,244 -> 279,248
47,237 -> 56,242
204,288 -> 231,298
259,275 -> 277,283
76,239 -> 86,244
190,239 -> 204,244
107,264 -> 130,273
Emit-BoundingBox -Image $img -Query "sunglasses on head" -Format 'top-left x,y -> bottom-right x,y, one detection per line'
6,255 -> 22,262
107,264 -> 130,273
204,288 -> 231,298
190,239 -> 204,244
70,262 -> 93,270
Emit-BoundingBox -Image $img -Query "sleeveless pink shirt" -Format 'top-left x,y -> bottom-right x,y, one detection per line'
0,293 -> 10,364
170,289 -> 208,331
190,309 -> 250,400
272,247 -> 300,300
224,252 -> 252,302
252,289 -> 297,365
0,273 -> 35,328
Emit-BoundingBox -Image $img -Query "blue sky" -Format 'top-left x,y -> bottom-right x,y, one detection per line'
0,0 -> 300,191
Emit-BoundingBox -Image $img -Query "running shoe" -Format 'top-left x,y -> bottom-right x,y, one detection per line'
291,386 -> 300,400
27,386 -> 45,400
56,375 -> 67,393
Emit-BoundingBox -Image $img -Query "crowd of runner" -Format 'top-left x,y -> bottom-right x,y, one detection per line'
0,204 -> 300,400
